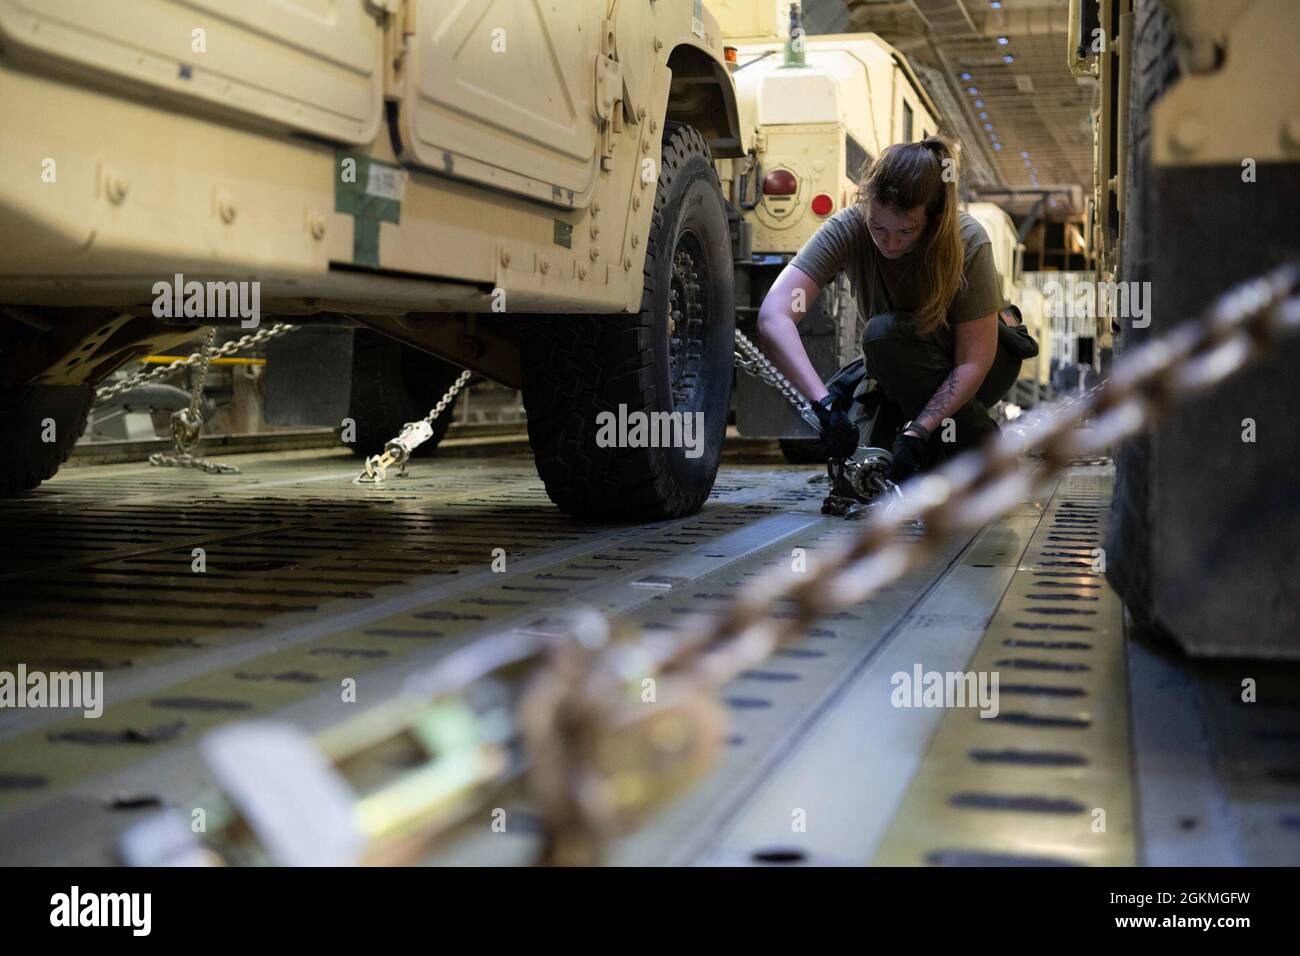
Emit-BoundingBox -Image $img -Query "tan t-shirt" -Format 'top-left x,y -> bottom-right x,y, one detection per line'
790,206 -> 1005,328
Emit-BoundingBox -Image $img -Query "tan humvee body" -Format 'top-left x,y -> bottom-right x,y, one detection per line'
0,0 -> 743,389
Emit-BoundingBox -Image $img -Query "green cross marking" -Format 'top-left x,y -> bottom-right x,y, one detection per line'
335,150 -> 403,269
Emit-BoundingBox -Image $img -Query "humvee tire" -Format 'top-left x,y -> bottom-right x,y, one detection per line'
1106,0 -> 1177,635
521,124 -> 735,520
0,384 -> 92,495
338,330 -> 464,459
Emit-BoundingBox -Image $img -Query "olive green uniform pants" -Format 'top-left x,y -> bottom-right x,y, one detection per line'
861,311 -> 1025,462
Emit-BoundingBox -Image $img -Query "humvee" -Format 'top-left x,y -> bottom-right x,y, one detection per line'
0,0 -> 745,519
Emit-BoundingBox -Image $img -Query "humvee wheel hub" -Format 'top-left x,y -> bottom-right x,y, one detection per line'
668,245 -> 706,408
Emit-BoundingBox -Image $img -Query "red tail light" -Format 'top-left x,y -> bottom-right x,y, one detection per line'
762,169 -> 798,196
811,193 -> 834,216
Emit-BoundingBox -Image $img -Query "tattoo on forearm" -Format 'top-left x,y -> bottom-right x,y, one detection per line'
918,371 -> 962,426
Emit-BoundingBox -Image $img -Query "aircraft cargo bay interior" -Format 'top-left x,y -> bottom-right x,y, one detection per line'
0,0 -> 1296,929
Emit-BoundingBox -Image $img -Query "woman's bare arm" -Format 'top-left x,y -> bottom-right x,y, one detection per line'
910,311 -> 998,436
755,264 -> 830,402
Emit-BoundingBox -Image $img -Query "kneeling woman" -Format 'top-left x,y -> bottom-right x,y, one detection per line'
756,136 -> 1029,483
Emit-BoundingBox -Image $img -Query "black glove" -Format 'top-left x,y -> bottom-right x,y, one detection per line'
812,395 -> 858,460
888,430 -> 928,484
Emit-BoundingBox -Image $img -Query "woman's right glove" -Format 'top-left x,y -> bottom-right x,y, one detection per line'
888,431 -> 928,484
812,395 -> 859,461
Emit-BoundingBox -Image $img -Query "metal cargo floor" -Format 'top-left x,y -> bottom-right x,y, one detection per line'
0,447 -> 1297,865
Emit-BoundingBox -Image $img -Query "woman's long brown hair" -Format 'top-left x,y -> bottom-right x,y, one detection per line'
853,136 -> 965,336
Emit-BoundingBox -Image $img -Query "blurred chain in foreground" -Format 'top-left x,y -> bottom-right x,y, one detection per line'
122,264 -> 1299,868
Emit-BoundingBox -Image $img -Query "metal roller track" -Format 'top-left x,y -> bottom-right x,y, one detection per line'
870,470 -> 1132,866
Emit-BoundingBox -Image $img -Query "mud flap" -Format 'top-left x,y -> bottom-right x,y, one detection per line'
735,271 -> 850,440
262,327 -> 353,428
